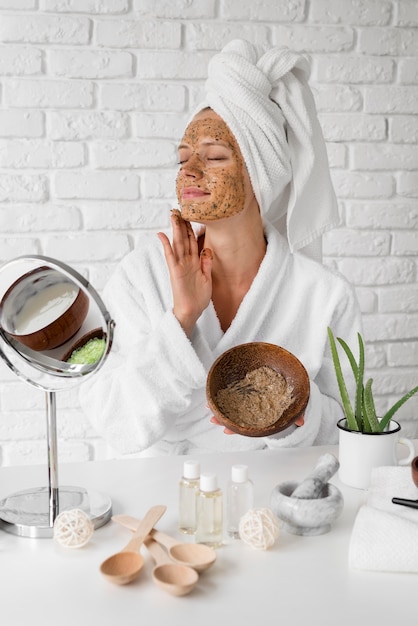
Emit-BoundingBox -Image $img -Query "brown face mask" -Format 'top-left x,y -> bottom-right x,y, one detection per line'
176,114 -> 247,221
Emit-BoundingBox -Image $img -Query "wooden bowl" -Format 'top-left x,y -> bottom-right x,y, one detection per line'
61,328 -> 105,363
0,267 -> 89,352
412,456 -> 418,488
206,342 -> 310,437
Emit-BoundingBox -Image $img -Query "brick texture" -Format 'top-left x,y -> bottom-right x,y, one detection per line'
0,0 -> 417,466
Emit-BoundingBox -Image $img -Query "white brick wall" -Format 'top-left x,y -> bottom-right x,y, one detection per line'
0,0 -> 417,466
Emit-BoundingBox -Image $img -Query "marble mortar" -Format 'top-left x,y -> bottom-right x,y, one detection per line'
270,453 -> 344,536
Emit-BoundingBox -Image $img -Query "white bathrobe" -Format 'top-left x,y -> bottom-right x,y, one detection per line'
80,221 -> 362,457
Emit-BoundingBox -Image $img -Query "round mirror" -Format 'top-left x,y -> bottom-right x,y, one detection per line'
0,255 -> 113,391
0,255 -> 115,538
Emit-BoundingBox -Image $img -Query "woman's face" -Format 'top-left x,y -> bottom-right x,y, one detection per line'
176,110 -> 254,221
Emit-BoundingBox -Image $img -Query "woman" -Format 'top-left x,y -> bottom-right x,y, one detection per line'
80,40 -> 362,456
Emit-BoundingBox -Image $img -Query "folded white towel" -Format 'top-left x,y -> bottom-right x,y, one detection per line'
348,466 -> 418,573
194,39 -> 339,255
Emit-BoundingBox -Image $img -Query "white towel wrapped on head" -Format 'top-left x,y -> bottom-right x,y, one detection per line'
194,39 -> 339,256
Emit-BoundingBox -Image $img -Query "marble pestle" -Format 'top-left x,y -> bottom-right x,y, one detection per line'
291,453 -> 340,499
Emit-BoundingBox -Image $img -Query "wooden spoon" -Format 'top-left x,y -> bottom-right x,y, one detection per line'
100,505 -> 166,585
145,537 -> 199,596
112,514 -> 217,572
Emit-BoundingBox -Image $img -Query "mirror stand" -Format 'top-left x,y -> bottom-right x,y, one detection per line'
0,255 -> 115,538
0,389 -> 112,539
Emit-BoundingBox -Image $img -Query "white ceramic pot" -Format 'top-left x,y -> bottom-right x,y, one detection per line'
337,418 -> 415,489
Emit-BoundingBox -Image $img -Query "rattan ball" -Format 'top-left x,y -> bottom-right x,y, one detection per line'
53,509 -> 94,548
239,507 -> 280,550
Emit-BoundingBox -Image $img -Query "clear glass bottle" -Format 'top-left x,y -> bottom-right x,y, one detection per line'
227,464 -> 254,539
178,459 -> 200,534
195,473 -> 223,548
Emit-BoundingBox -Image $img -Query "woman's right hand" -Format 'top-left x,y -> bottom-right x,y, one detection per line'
210,416 -> 236,435
158,210 -> 213,337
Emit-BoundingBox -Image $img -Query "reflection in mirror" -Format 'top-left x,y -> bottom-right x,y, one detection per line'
1,266 -> 89,350
0,256 -> 112,388
0,255 -> 115,538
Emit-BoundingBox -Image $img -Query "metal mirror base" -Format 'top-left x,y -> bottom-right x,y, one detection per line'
0,486 -> 112,538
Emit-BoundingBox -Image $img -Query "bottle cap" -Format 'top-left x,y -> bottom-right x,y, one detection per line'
200,473 -> 218,492
183,459 -> 200,479
232,464 -> 248,483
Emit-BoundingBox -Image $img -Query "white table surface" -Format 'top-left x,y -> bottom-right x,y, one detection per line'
0,443 -> 416,626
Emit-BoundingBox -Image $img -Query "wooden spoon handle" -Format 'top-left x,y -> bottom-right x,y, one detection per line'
123,505 -> 166,553
112,514 -> 139,532
150,529 -> 178,549
112,514 -> 178,549
144,536 -> 173,566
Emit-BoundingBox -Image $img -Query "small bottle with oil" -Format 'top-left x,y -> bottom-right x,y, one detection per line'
195,473 -> 223,548
226,464 -> 254,539
178,459 -> 200,534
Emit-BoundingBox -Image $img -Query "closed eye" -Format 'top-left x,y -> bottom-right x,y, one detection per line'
178,156 -> 227,165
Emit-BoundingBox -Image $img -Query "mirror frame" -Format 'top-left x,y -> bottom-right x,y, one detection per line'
0,254 -> 114,390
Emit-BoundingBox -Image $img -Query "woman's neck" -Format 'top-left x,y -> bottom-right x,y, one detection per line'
201,212 -> 267,331
203,213 -> 266,285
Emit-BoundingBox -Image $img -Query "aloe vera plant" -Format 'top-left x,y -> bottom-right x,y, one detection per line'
328,327 -> 418,433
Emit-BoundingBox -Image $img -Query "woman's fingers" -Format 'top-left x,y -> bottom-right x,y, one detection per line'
186,219 -> 198,256
158,210 -> 198,272
210,413 -> 305,434
171,209 -> 193,258
200,247 -> 213,278
294,414 -> 305,427
170,209 -> 185,258
157,231 -> 174,264
158,210 -> 212,336
210,416 -> 235,435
